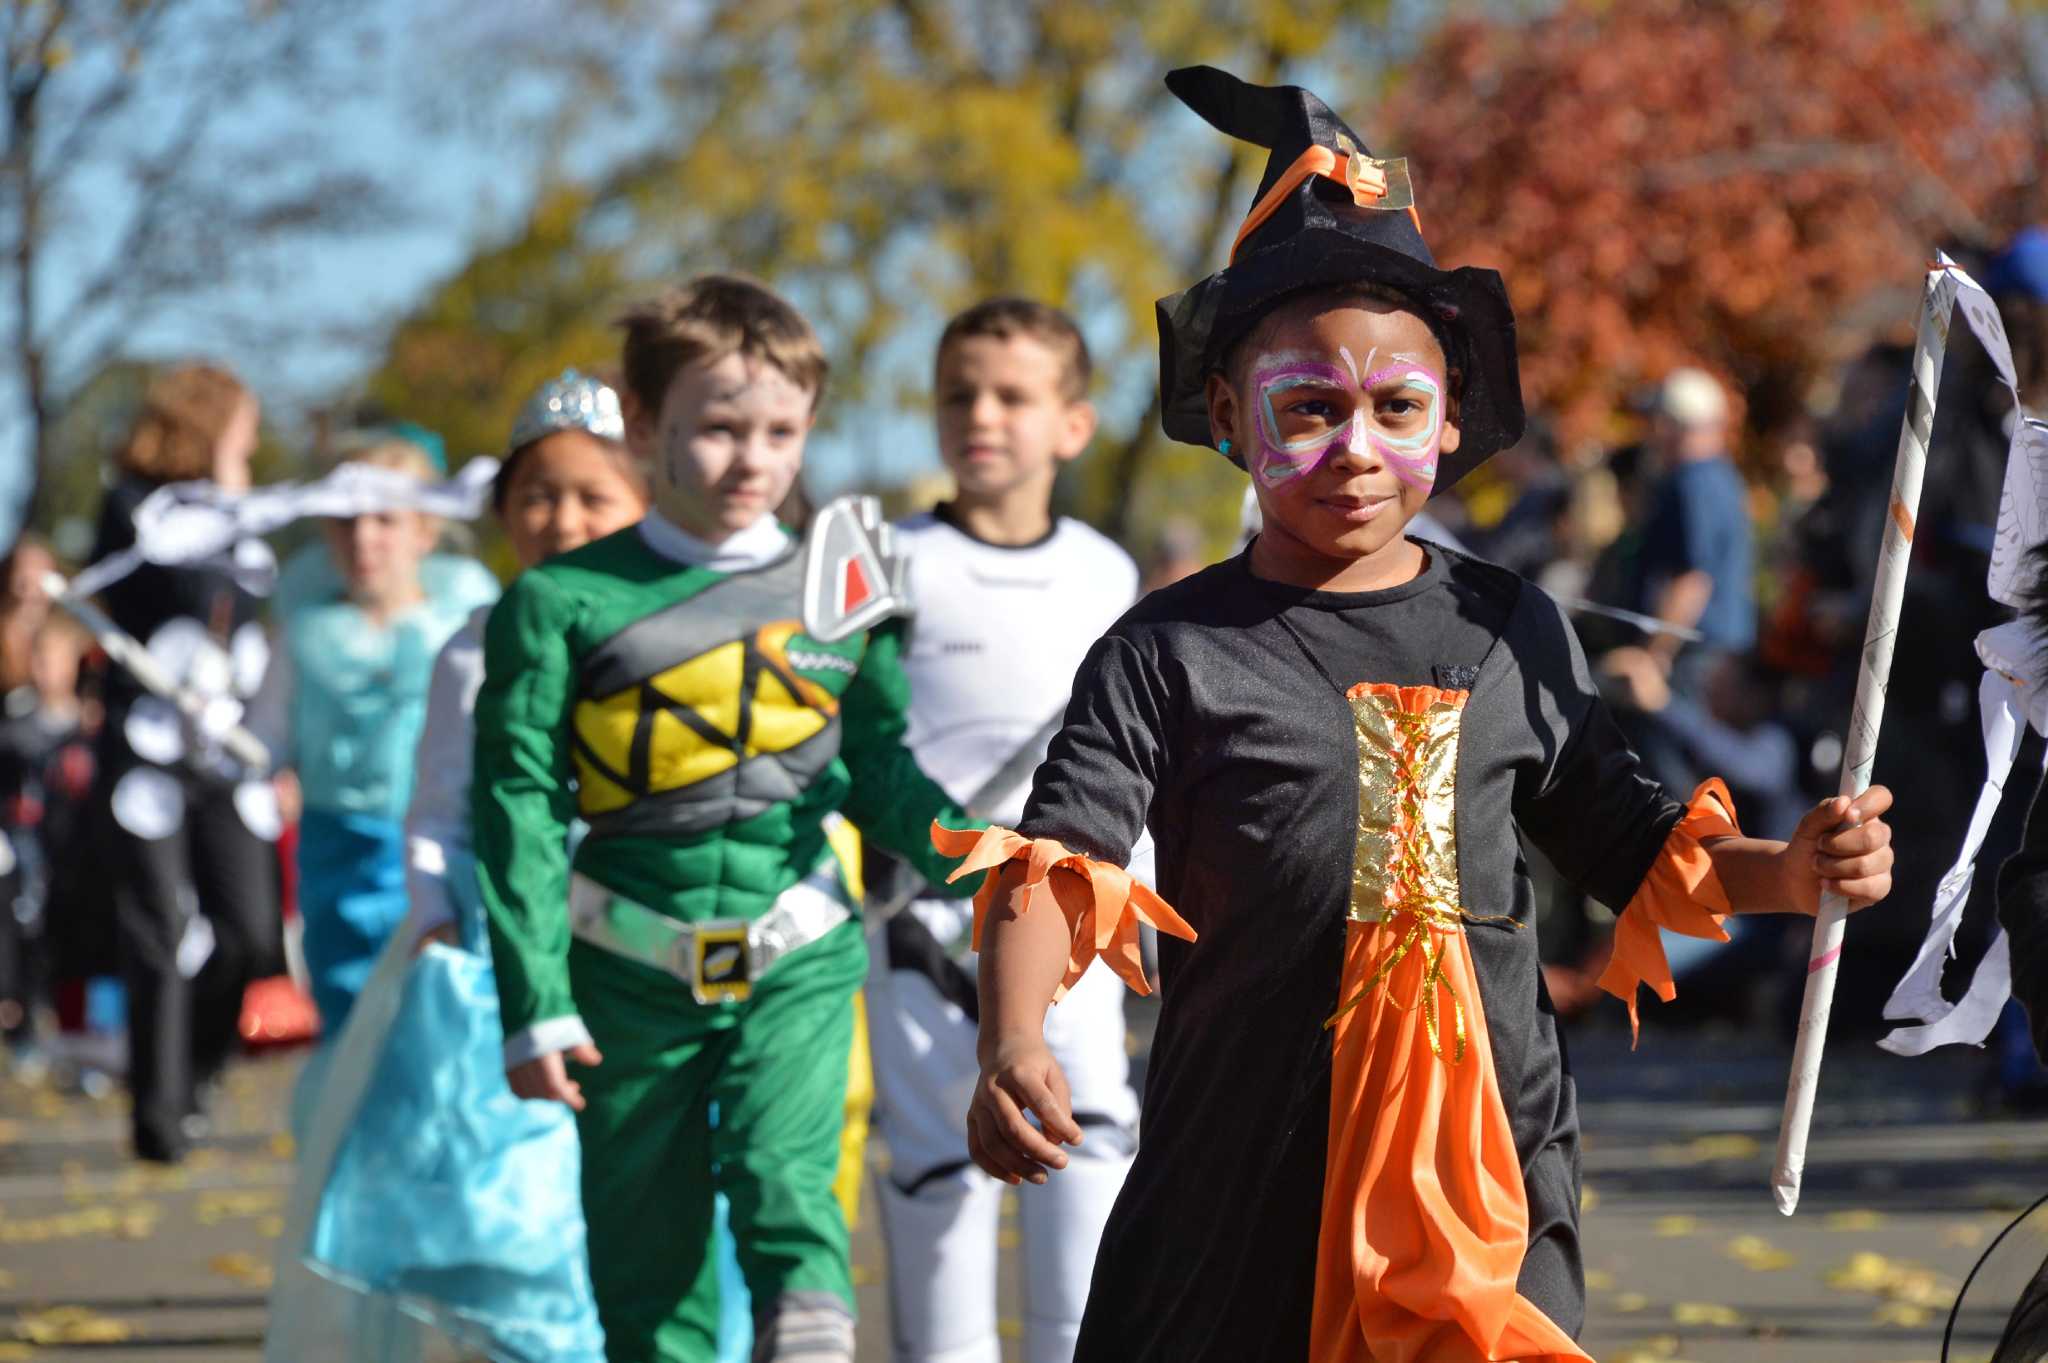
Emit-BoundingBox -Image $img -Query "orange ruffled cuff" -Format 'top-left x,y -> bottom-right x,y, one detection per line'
1596,778 -> 1739,1043
929,823 -> 1197,999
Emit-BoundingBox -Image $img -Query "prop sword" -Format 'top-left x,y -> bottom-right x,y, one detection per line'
1772,257 -> 1961,1215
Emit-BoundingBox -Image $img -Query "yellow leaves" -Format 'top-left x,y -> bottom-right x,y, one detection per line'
1873,1300 -> 1933,1328
1824,1209 -> 1887,1232
1584,1268 -> 1616,1291
1614,1291 -> 1652,1313
1672,1132 -> 1761,1163
1724,1234 -> 1795,1271
1670,1301 -> 1743,1327
13,1306 -> 130,1345
208,1252 -> 274,1289
1652,1214 -> 1698,1238
195,1189 -> 281,1225
1579,1182 -> 1600,1212
1826,1250 -> 1955,1327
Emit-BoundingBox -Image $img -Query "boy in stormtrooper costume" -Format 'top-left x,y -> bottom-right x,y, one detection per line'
866,299 -> 1147,1363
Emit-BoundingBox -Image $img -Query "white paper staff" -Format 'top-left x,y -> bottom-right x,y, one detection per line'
1771,257 -> 1962,1215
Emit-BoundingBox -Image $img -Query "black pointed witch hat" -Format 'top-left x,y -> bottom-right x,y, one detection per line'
1155,66 -> 1523,488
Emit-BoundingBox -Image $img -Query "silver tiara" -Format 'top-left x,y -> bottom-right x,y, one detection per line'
508,369 -> 625,451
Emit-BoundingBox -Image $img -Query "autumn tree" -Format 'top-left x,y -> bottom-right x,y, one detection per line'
3,0 -> 409,540
364,0 -> 1452,550
1384,0 -> 2045,450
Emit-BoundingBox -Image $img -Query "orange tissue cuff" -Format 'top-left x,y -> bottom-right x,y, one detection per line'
1595,778 -> 1740,1043
929,822 -> 1197,999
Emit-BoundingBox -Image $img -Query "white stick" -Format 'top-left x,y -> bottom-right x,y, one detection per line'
43,571 -> 273,774
1772,260 -> 1958,1214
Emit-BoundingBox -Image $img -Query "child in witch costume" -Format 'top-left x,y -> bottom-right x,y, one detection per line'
475,276 -> 977,1363
937,68 -> 1900,1363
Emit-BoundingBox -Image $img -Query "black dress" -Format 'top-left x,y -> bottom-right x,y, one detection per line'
1013,544 -> 1684,1363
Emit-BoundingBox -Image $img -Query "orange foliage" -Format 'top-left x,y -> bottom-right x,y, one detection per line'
1384,0 -> 2042,447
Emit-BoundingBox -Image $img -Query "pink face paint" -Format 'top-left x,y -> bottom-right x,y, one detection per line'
1249,356 -> 1354,487
1246,351 -> 1446,493
1355,363 -> 1444,492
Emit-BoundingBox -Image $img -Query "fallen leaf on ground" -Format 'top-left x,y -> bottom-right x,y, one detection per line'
1614,1292 -> 1651,1313
1826,1252 -> 1954,1308
208,1252 -> 274,1289
1672,1301 -> 1744,1327
13,1306 -> 131,1344
1824,1209 -> 1886,1231
1724,1234 -> 1795,1271
1652,1215 -> 1697,1238
1584,1269 -> 1616,1291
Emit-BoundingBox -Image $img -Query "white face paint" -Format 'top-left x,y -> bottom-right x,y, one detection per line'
639,351 -> 815,541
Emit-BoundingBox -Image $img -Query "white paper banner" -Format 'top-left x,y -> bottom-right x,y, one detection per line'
1880,667 -> 2025,1035
66,457 -> 500,601
1990,419 -> 2048,608
1949,262 -> 2021,393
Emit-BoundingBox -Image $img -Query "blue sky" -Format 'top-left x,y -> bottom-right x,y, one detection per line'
1,0 -> 1459,551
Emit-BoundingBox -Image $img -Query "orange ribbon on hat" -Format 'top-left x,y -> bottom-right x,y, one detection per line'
1229,144 -> 1422,264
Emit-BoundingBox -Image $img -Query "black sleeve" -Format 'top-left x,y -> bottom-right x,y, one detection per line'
1018,630 -> 1172,868
1998,773 -> 2048,1066
1510,586 -> 1685,910
90,478 -> 236,642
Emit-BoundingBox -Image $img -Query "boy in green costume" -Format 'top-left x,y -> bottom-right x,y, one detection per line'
474,275 -> 976,1363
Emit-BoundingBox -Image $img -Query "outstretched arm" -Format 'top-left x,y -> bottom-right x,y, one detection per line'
971,864 -> 1084,1185
946,630 -> 1184,1184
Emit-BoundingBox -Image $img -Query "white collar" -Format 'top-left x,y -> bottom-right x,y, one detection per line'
638,509 -> 789,572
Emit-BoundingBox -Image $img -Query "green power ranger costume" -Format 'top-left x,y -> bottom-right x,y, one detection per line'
474,507 -> 976,1363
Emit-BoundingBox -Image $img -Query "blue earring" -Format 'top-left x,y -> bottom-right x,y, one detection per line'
1219,438 -> 1234,457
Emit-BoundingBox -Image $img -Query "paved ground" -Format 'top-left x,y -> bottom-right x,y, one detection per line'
0,1016 -> 2041,1362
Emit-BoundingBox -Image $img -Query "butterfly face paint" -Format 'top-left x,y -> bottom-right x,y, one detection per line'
1246,350 -> 1446,493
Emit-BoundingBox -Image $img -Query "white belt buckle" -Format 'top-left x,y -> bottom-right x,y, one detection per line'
688,919 -> 753,1005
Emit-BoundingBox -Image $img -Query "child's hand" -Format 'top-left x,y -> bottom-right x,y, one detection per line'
966,1036 -> 1083,1187
507,1043 -> 603,1111
1783,786 -> 1895,916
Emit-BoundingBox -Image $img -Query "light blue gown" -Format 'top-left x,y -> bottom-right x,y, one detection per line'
264,557 -> 610,1362
275,554 -> 498,1029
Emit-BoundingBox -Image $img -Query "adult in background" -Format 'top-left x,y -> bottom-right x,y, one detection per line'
1636,368 -> 1755,688
89,363 -> 282,1163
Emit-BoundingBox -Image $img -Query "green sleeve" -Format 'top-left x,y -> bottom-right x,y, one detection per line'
839,619 -> 982,896
474,570 -> 582,1034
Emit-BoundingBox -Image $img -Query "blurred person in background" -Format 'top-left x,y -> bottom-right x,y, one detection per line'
1634,368 -> 1755,687
87,362 -> 283,1164
266,380 -> 633,1363
243,435 -> 497,1042
1140,516 -> 1205,593
0,535 -> 57,693
1467,419 -> 1568,581
0,615 -> 95,1071
870,299 -> 1142,1363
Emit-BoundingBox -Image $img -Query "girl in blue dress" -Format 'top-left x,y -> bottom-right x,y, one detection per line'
267,381 -> 659,1363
